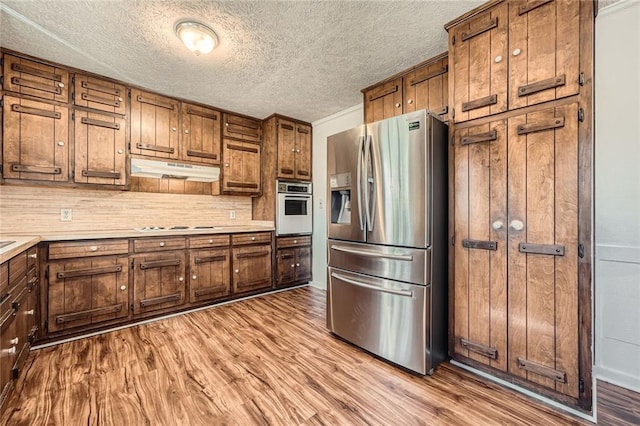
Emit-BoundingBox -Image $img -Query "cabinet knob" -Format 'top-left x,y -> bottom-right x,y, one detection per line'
90,246 -> 98,252
209,239 -> 214,244
3,347 -> 16,355
509,220 -> 525,231
291,148 -> 295,152
120,285 -> 126,291
235,269 -> 239,273
251,237 -> 256,241
172,127 -> 177,131
58,82 -> 65,88
296,149 -> 300,153
495,55 -> 503,63
293,240 -> 297,244
192,275 -> 197,280
291,264 -> 295,268
395,103 -> 401,108
184,129 -> 190,134
26,309 -> 34,315
225,123 -> 229,127
224,163 -> 229,167
179,277 -> 184,282
159,242 -> 165,247
10,337 -> 19,345
296,263 -> 300,267
58,141 -> 65,147
118,97 -> 123,102
407,99 -> 414,105
492,221 -> 504,230
28,253 -> 37,259
117,149 -> 124,154
512,48 -> 521,56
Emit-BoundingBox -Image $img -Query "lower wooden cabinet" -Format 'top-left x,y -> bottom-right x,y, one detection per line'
132,252 -> 186,315
232,233 -> 273,295
276,236 -> 311,287
48,256 -> 130,333
189,248 -> 230,303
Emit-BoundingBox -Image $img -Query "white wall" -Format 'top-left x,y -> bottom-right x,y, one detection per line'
310,104 -> 364,290
594,0 -> 640,392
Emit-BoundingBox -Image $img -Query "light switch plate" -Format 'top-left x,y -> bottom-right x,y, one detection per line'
229,210 -> 236,219
60,208 -> 73,221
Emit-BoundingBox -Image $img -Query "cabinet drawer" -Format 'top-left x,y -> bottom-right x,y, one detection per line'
73,73 -> 127,115
9,252 -> 27,287
223,113 -> 261,143
277,236 -> 311,249
189,235 -> 230,249
133,237 -> 186,253
49,239 -> 129,259
3,54 -> 69,103
232,232 -> 272,246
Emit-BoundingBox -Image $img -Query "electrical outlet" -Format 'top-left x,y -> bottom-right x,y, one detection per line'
60,208 -> 73,222
229,210 -> 236,220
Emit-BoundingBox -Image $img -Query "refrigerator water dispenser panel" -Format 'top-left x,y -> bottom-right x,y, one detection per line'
330,173 -> 352,225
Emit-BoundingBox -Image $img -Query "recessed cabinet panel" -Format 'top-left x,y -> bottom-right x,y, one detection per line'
182,103 -> 221,165
2,96 -> 69,182
363,78 -> 403,124
232,245 -> 272,295
404,56 -> 449,121
73,74 -> 127,115
295,124 -> 312,181
74,110 -> 127,186
189,248 -> 230,303
130,89 -> 180,159
48,257 -> 130,333
276,120 -> 296,179
223,114 -> 261,143
3,54 -> 69,103
133,252 -> 186,315
221,139 -> 261,194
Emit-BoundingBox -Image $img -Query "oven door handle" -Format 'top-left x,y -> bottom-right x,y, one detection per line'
282,195 -> 312,199
331,272 -> 413,298
330,245 -> 414,261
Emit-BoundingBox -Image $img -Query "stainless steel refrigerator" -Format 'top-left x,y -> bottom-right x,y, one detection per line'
326,109 -> 448,375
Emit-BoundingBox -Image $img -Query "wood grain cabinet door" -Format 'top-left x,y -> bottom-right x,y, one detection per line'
182,103 -> 221,165
363,78 -> 403,124
133,252 -> 186,315
449,3 -> 508,123
404,56 -> 450,121
276,119 -> 296,179
2,96 -> 69,182
232,245 -> 272,295
506,103 -> 580,399
276,248 -> 296,287
74,110 -> 127,186
3,54 -> 69,103
453,119 -> 508,371
223,114 -> 262,143
130,89 -> 180,159
48,257 -> 130,333
294,124 -> 312,181
508,0 -> 581,110
221,139 -> 261,194
189,248 -> 230,304
73,74 -> 126,115
294,247 -> 311,283
0,313 -> 17,400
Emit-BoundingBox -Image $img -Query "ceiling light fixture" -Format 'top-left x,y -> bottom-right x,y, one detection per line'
174,20 -> 218,56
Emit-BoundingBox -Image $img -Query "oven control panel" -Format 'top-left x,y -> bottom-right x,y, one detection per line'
278,181 -> 312,194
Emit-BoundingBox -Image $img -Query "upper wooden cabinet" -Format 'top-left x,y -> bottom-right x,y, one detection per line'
181,103 -> 221,165
130,89 -> 180,159
2,96 -> 69,182
447,0 -> 585,123
2,54 -> 69,103
276,118 -> 312,181
221,139 -> 261,194
363,78 -> 403,123
223,113 -> 262,143
73,74 -> 127,115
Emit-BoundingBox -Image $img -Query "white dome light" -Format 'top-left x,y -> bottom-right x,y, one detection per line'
174,20 -> 218,56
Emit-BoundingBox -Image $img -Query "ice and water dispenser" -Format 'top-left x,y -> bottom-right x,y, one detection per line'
329,172 -> 352,225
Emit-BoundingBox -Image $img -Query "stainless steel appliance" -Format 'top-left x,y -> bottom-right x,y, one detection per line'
276,180 -> 312,236
326,109 -> 448,375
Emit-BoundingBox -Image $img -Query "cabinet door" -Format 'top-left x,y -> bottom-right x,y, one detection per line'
507,103 -> 579,398
232,245 -> 272,294
276,120 -> 296,179
133,252 -> 186,315
48,257 -> 130,333
404,56 -> 450,121
0,313 -> 17,403
223,114 -> 261,143
73,74 -> 127,115
3,54 -> 69,103
221,139 -> 261,194
26,272 -> 38,344
2,96 -> 69,182
276,248 -> 296,287
363,78 -> 403,124
189,248 -> 230,303
182,103 -> 221,165
453,119 -> 507,371
508,0 -> 580,110
294,247 -> 311,282
450,3 -> 508,122
74,110 -> 127,186
294,124 -> 312,181
130,89 -> 180,159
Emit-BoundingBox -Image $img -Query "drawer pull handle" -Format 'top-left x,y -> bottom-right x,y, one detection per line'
10,77 -> 62,96
56,265 -> 122,279
11,103 -> 61,119
136,95 -> 176,110
195,255 -> 226,264
136,143 -> 175,154
461,17 -> 498,41
516,117 -> 565,135
12,164 -> 62,175
236,251 -> 269,259
80,80 -> 121,96
80,93 -> 121,108
517,357 -> 567,383
460,130 -> 497,146
139,259 -> 181,270
139,293 -> 181,307
186,108 -> 218,120
80,116 -> 121,130
28,253 -> 37,259
518,0 -> 553,15
186,150 -> 218,160
461,94 -> 498,112
460,338 -> 498,359
10,337 -> 19,345
11,62 -> 62,81
82,170 -> 121,179
518,75 -> 566,97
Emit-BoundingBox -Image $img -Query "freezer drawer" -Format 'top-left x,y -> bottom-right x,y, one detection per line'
327,240 -> 430,285
327,267 -> 430,374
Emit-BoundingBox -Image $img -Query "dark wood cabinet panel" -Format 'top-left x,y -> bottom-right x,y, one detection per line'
133,252 -> 186,315
294,124 -> 312,180
232,245 -> 272,295
189,248 -> 230,304
73,110 -> 127,186
182,103 -> 221,165
363,78 -> 403,124
2,96 -> 69,182
404,55 -> 450,121
221,139 -> 261,194
130,89 -> 180,160
222,114 -> 261,143
276,119 -> 296,179
3,54 -> 69,103
48,257 -> 130,333
73,73 -> 126,115
276,236 -> 311,288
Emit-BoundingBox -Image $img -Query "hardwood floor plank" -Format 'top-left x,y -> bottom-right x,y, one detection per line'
1,287 -> 635,425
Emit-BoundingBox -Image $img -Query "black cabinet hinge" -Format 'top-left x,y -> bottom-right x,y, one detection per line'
451,135 -> 455,146
131,259 -> 135,269
451,236 -> 455,246
0,97 -> 3,108
71,75 -> 75,85
578,244 -> 585,258
128,142 -> 131,151
579,378 -> 585,393
128,89 -> 131,98
71,170 -> 75,179
0,76 -> 4,86
0,57 -> 3,66
44,267 -> 49,279
130,303 -> 135,312
452,108 -> 455,119
579,72 -> 585,86
71,111 -> 75,121
71,91 -> 75,102
44,319 -> 48,331
578,108 -> 584,122
452,35 -> 456,45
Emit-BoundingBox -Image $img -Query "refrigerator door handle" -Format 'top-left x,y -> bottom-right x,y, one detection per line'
363,134 -> 374,230
367,134 -> 376,231
330,272 -> 414,297
330,244 -> 414,261
356,135 -> 365,231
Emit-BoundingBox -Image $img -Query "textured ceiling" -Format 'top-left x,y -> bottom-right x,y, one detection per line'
0,0 -> 483,123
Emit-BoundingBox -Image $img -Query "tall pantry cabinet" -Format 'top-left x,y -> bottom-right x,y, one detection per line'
446,0 -> 593,410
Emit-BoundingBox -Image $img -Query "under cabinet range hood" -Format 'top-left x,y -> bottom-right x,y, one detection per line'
130,158 -> 220,182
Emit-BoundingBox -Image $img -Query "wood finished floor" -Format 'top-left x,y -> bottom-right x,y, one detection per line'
1,287 -> 637,425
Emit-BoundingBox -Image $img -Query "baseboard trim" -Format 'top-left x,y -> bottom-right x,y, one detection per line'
450,360 -> 597,423
32,284 -> 310,350
594,365 -> 640,393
